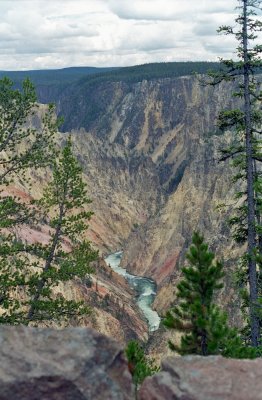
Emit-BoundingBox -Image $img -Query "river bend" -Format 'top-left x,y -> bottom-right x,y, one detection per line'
105,251 -> 160,332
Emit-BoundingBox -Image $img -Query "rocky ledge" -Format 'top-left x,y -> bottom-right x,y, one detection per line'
139,355 -> 262,400
0,325 -> 133,400
0,326 -> 261,400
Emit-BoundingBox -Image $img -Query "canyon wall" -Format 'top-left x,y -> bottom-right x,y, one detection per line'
58,76 -> 242,321
9,73 -> 246,349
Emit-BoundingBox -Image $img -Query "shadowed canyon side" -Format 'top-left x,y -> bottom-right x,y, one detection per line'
70,131 -> 164,254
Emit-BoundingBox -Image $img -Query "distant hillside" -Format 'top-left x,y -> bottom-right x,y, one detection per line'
0,62 -> 221,85
0,62 -> 222,104
48,62 -> 224,132
74,61 -> 221,87
1,62 -> 260,104
0,66 -> 118,87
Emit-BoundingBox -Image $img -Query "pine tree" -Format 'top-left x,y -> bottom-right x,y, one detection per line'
0,137 -> 98,324
0,77 -> 59,185
0,77 -> 97,324
125,340 -> 159,392
204,0 -> 262,347
163,232 -> 256,357
0,77 -> 60,323
0,77 -> 59,237
25,137 -> 98,324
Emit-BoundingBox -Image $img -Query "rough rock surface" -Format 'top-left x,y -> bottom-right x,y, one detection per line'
0,325 -> 134,400
139,355 -> 262,400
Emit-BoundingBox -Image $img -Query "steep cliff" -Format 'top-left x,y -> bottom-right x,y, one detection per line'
61,75 -> 241,319
70,131 -> 163,254
3,69 -> 246,351
64,72 -> 251,327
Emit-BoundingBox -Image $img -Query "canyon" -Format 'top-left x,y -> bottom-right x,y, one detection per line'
2,64 -> 248,356
57,73 -> 241,320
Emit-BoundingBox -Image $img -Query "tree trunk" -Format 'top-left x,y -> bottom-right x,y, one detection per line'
243,0 -> 260,346
27,204 -> 64,322
201,332 -> 208,356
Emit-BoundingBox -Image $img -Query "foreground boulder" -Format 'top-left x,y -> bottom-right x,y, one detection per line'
139,355 -> 262,400
0,325 -> 133,400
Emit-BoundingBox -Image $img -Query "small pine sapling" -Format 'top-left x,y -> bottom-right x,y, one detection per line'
126,340 -> 159,391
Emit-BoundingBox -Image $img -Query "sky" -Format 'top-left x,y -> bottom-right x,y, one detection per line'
0,0 -> 257,71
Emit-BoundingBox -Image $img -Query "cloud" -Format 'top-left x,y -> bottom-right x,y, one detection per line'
107,0 -> 238,21
0,0 -> 260,70
0,1 -> 100,58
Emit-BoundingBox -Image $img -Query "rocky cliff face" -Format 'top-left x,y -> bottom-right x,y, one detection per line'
59,76 -> 241,323
63,77 -> 238,260
69,130 -> 163,254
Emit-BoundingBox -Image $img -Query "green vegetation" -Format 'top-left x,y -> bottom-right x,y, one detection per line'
125,340 -> 159,391
205,0 -> 262,346
0,66 -> 117,88
0,62 -> 223,109
164,232 -> 256,358
26,137 -> 98,324
0,77 -> 59,183
78,61 -> 222,88
0,78 -> 97,324
0,62 -> 222,89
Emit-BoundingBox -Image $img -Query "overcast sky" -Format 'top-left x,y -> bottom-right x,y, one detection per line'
0,0 -> 256,70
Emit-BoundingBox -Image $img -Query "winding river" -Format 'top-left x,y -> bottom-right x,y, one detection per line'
105,251 -> 160,332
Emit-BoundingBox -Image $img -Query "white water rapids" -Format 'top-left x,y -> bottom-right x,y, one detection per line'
105,251 -> 160,332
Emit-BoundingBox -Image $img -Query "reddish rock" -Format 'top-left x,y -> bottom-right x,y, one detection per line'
0,326 -> 134,400
152,251 -> 180,284
139,355 -> 262,400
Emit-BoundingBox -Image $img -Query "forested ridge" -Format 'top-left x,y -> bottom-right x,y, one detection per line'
0,62 -> 221,90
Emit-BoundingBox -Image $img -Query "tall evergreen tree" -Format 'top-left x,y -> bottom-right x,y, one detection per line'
0,78 -> 97,324
163,232 -> 256,357
0,77 -> 60,323
0,137 -> 98,324
0,77 -> 59,185
0,77 -> 59,251
206,0 -> 262,346
26,137 -> 98,324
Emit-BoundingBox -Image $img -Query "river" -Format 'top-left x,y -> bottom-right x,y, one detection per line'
105,251 -> 160,332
